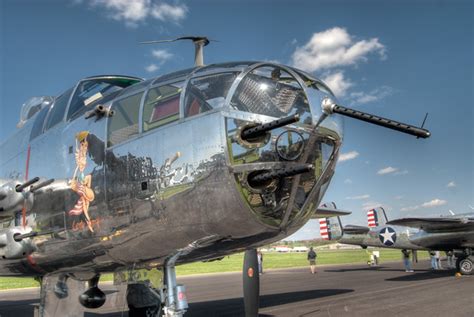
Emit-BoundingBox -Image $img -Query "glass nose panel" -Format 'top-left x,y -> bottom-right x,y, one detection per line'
230,66 -> 312,124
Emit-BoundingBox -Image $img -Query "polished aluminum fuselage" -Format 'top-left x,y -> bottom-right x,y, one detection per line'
0,62 -> 343,276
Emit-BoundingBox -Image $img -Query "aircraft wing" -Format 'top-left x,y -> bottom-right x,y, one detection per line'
312,206 -> 351,218
387,217 -> 474,232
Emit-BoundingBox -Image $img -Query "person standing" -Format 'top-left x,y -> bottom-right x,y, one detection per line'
307,247 -> 317,274
430,250 -> 438,270
435,250 -> 443,269
257,250 -> 263,275
446,251 -> 455,269
402,249 -> 414,272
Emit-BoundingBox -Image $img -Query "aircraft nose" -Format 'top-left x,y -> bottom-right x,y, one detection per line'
225,64 -> 344,229
227,64 -> 343,141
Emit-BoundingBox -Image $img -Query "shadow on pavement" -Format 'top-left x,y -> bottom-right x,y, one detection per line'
385,269 -> 456,282
185,288 -> 354,317
77,289 -> 354,317
325,266 -> 433,273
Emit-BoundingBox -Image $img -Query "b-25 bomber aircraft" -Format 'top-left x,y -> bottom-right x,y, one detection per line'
319,206 -> 474,275
0,37 -> 431,316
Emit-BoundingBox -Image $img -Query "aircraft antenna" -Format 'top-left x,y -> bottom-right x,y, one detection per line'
140,36 -> 213,67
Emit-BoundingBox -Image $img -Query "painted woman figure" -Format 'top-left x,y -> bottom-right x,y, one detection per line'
69,131 -> 95,232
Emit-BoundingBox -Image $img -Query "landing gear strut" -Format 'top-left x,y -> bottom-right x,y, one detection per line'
126,236 -> 218,317
162,255 -> 188,316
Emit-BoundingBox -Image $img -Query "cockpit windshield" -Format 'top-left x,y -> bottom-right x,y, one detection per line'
67,76 -> 142,120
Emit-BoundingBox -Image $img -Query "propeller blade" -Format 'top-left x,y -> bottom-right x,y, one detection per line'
140,39 -> 178,45
243,249 -> 260,317
140,36 -> 211,46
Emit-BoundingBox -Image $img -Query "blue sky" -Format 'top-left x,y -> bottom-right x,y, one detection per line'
1,0 -> 472,240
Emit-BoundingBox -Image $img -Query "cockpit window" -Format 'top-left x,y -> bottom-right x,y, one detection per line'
43,88 -> 74,131
184,72 -> 238,117
67,77 -> 141,121
142,81 -> 184,132
29,106 -> 50,141
107,92 -> 143,147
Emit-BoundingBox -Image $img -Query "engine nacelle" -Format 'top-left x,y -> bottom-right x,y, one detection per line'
0,227 -> 35,259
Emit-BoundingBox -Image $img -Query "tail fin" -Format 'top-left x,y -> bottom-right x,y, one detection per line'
318,216 -> 343,241
367,207 -> 388,228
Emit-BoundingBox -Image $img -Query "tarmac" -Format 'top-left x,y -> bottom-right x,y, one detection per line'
0,260 -> 473,317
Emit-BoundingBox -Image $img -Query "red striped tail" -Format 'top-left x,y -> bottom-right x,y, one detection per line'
367,209 -> 377,227
319,218 -> 330,240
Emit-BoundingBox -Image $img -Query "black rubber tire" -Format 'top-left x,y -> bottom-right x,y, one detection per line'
458,257 -> 474,275
128,304 -> 162,317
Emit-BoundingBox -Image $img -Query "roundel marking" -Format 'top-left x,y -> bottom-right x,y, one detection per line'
379,227 -> 397,246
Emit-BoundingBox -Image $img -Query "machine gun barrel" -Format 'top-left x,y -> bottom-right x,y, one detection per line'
30,178 -> 55,193
13,229 -> 57,242
15,177 -> 40,192
249,164 -> 313,185
241,114 -> 300,140
331,105 -> 431,138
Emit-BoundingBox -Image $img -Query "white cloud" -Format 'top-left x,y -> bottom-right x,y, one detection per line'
89,0 -> 187,27
147,49 -> 173,70
377,166 -> 398,175
421,199 -> 447,208
338,150 -> 359,162
401,198 -> 447,212
291,27 -> 386,72
322,71 -> 353,97
394,195 -> 403,200
152,49 -> 173,61
350,86 -> 394,105
344,178 -> 353,184
145,63 -> 159,73
447,181 -> 456,188
151,3 -> 187,22
346,194 -> 370,200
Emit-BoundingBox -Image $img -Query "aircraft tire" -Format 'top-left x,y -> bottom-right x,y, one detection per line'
128,304 -> 162,317
457,257 -> 474,275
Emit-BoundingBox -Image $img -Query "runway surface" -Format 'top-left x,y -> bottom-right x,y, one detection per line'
0,260 -> 473,317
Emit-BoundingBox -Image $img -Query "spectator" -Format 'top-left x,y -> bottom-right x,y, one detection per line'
257,250 -> 263,275
435,251 -> 443,269
307,247 -> 317,274
402,249 -> 414,272
430,250 -> 438,270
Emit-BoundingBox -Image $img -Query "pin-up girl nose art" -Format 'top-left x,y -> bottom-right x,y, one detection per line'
69,131 -> 95,232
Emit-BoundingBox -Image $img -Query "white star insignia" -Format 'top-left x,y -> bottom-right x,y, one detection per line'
380,228 -> 395,244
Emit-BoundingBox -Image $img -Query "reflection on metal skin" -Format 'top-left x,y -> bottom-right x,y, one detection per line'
0,61 -> 342,278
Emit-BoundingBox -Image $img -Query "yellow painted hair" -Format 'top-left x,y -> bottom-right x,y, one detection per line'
76,131 -> 89,142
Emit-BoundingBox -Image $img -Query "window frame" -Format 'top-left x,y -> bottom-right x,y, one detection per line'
141,80 -> 185,134
65,76 -> 144,122
106,91 -> 145,148
43,88 -> 74,131
29,105 -> 51,141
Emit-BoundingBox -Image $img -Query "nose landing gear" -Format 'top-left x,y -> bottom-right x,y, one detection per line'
457,256 -> 474,275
